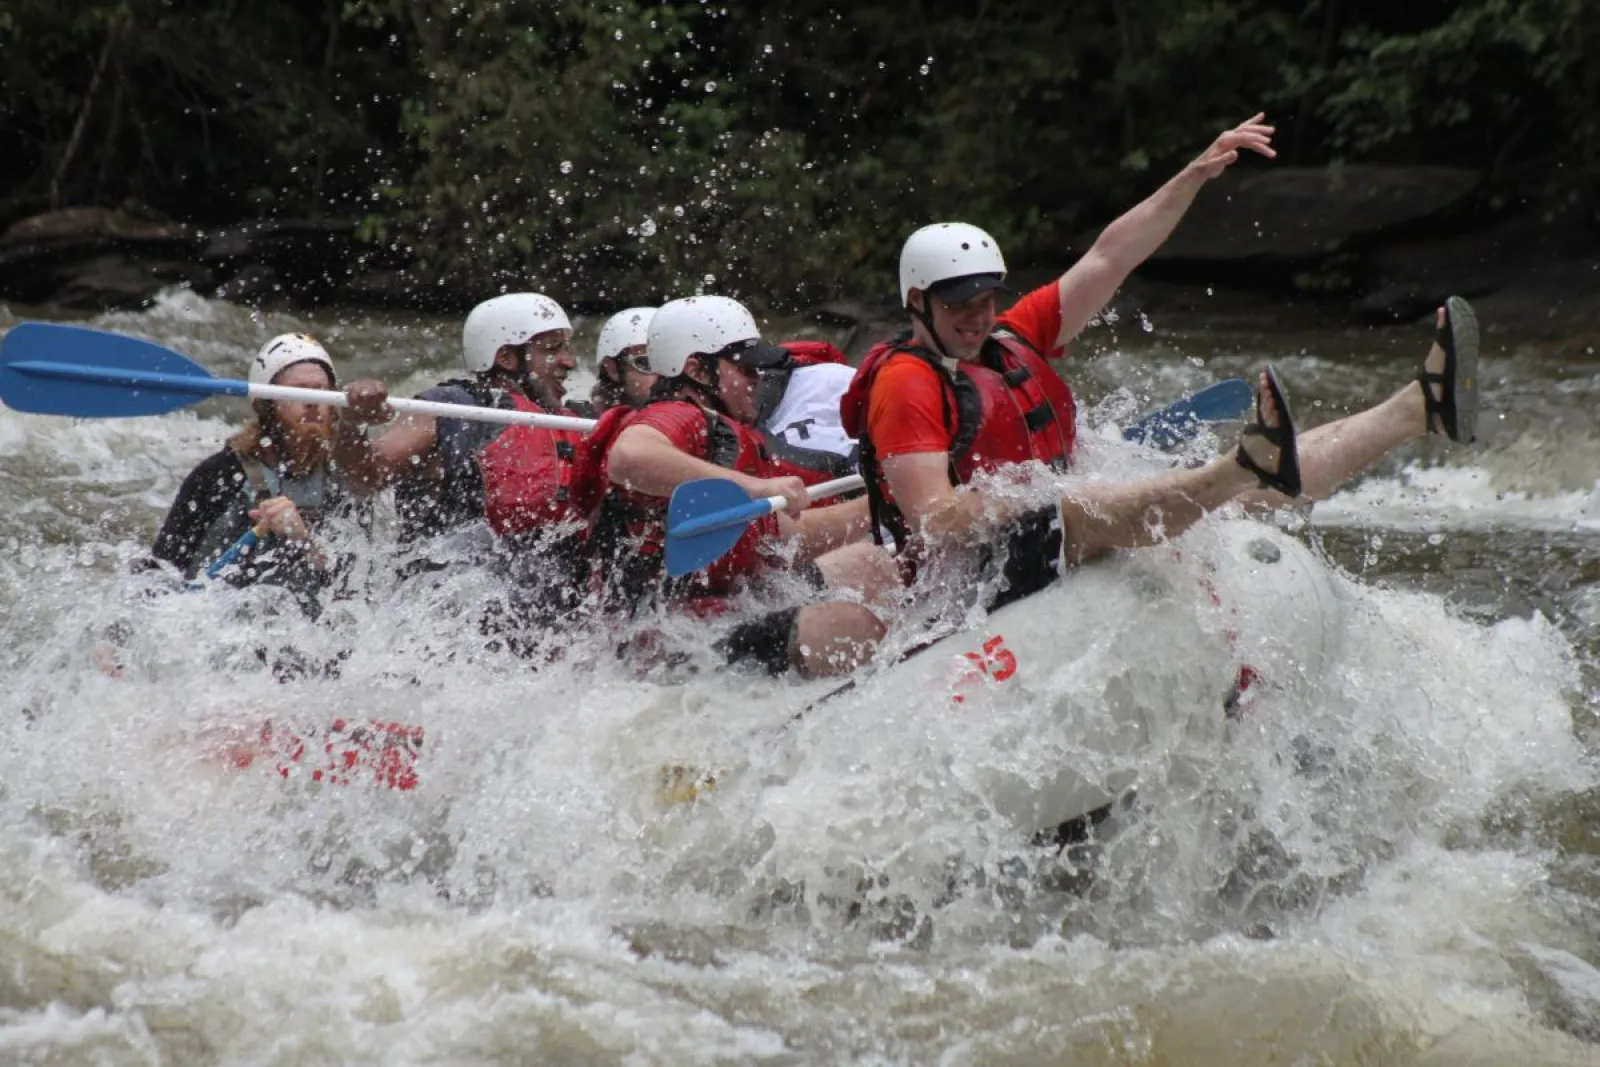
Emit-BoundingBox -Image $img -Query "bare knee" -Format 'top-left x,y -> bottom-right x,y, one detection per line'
792,602 -> 884,678
814,541 -> 904,610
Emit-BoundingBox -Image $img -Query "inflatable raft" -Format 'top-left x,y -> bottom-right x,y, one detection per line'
679,516 -> 1348,837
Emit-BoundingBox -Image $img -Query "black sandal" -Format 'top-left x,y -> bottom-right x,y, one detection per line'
1418,295 -> 1480,444
1235,363 -> 1302,497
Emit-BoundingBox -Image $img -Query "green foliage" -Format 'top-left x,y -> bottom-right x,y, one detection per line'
357,0 -> 858,306
0,0 -> 1595,305
1311,0 -> 1586,171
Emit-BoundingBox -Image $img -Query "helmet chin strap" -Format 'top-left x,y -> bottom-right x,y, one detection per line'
675,355 -> 729,415
911,292 -> 959,369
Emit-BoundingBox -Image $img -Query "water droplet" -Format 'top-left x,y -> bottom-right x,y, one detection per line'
1427,533 -> 1445,546
614,29 -> 624,41
638,218 -> 657,237
559,160 -> 573,174
1138,312 -> 1154,333
762,43 -> 773,55
703,274 -> 716,286
704,81 -> 718,93
673,205 -> 685,218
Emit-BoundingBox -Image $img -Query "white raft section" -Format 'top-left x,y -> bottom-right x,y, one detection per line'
689,516 -> 1348,844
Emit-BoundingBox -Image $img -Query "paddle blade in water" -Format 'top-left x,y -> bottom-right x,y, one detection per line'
0,322 -> 236,417
665,477 -> 769,578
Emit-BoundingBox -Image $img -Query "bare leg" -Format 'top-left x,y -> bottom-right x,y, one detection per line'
1060,370 -> 1288,564
1239,305 -> 1463,507
792,602 -> 884,678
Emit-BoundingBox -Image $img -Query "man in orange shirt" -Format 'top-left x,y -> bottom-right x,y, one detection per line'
839,115 -> 1478,612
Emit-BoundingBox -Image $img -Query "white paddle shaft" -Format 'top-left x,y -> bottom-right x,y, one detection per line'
245,382 -> 598,432
759,474 -> 866,512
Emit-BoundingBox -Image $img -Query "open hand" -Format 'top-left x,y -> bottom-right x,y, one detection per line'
1188,113 -> 1276,181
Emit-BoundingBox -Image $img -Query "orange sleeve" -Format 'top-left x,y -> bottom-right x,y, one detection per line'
997,280 -> 1066,359
865,355 -> 954,458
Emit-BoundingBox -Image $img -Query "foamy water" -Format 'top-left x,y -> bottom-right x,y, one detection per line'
1,293 -> 1597,1064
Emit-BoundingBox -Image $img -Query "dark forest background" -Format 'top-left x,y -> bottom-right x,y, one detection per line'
2,0 -> 1596,316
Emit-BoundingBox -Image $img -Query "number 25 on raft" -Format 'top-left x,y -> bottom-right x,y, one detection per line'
951,635 -> 1018,706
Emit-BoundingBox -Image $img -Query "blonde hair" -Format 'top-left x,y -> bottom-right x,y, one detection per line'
227,416 -> 269,460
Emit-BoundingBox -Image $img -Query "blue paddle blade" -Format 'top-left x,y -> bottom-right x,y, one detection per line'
0,322 -> 240,417
1122,378 -> 1253,450
665,477 -> 771,578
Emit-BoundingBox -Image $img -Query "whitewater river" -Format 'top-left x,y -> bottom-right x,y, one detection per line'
2,292 -> 1597,1065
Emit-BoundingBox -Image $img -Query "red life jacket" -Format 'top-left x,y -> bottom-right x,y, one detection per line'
589,399 -> 782,604
478,394 -> 601,538
838,330 -> 1077,550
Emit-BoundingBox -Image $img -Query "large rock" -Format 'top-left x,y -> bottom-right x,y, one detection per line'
53,254 -> 215,310
0,206 -> 189,247
1144,165 -> 1482,265
1351,200 -> 1600,327
0,208 -> 366,309
197,218 -> 360,301
0,207 -> 197,305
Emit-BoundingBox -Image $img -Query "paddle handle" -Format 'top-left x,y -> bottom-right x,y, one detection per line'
673,474 -> 868,540
804,474 -> 866,502
748,473 -> 867,523
5,359 -> 596,432
249,384 -> 598,432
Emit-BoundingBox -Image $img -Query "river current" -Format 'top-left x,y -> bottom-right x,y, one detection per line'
1,291 -> 1597,1065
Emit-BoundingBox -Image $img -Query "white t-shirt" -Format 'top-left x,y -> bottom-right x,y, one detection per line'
763,363 -> 857,459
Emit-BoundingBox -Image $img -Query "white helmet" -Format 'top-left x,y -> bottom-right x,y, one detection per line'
249,333 -> 335,386
646,295 -> 786,378
461,293 -> 572,373
898,222 -> 1008,306
595,307 -> 657,364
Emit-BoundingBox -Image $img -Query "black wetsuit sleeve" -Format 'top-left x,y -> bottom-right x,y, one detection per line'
150,449 -> 250,575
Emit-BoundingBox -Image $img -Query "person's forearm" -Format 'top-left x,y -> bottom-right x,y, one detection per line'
1087,163 -> 1208,274
792,497 -> 871,561
918,487 -> 1031,547
609,427 -> 744,498
1056,163 -> 1211,344
332,416 -> 389,494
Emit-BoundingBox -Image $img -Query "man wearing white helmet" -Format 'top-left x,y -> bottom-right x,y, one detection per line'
588,294 -> 898,679
838,114 -> 1480,614
588,306 -> 661,414
336,292 -> 587,545
151,333 -> 365,600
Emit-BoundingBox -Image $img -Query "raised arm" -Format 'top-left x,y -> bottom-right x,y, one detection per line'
1055,113 -> 1277,345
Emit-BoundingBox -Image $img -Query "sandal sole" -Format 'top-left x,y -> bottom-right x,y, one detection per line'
1444,295 -> 1480,444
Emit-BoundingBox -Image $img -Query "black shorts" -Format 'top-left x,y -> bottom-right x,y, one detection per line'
714,606 -> 801,675
981,504 -> 1063,613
